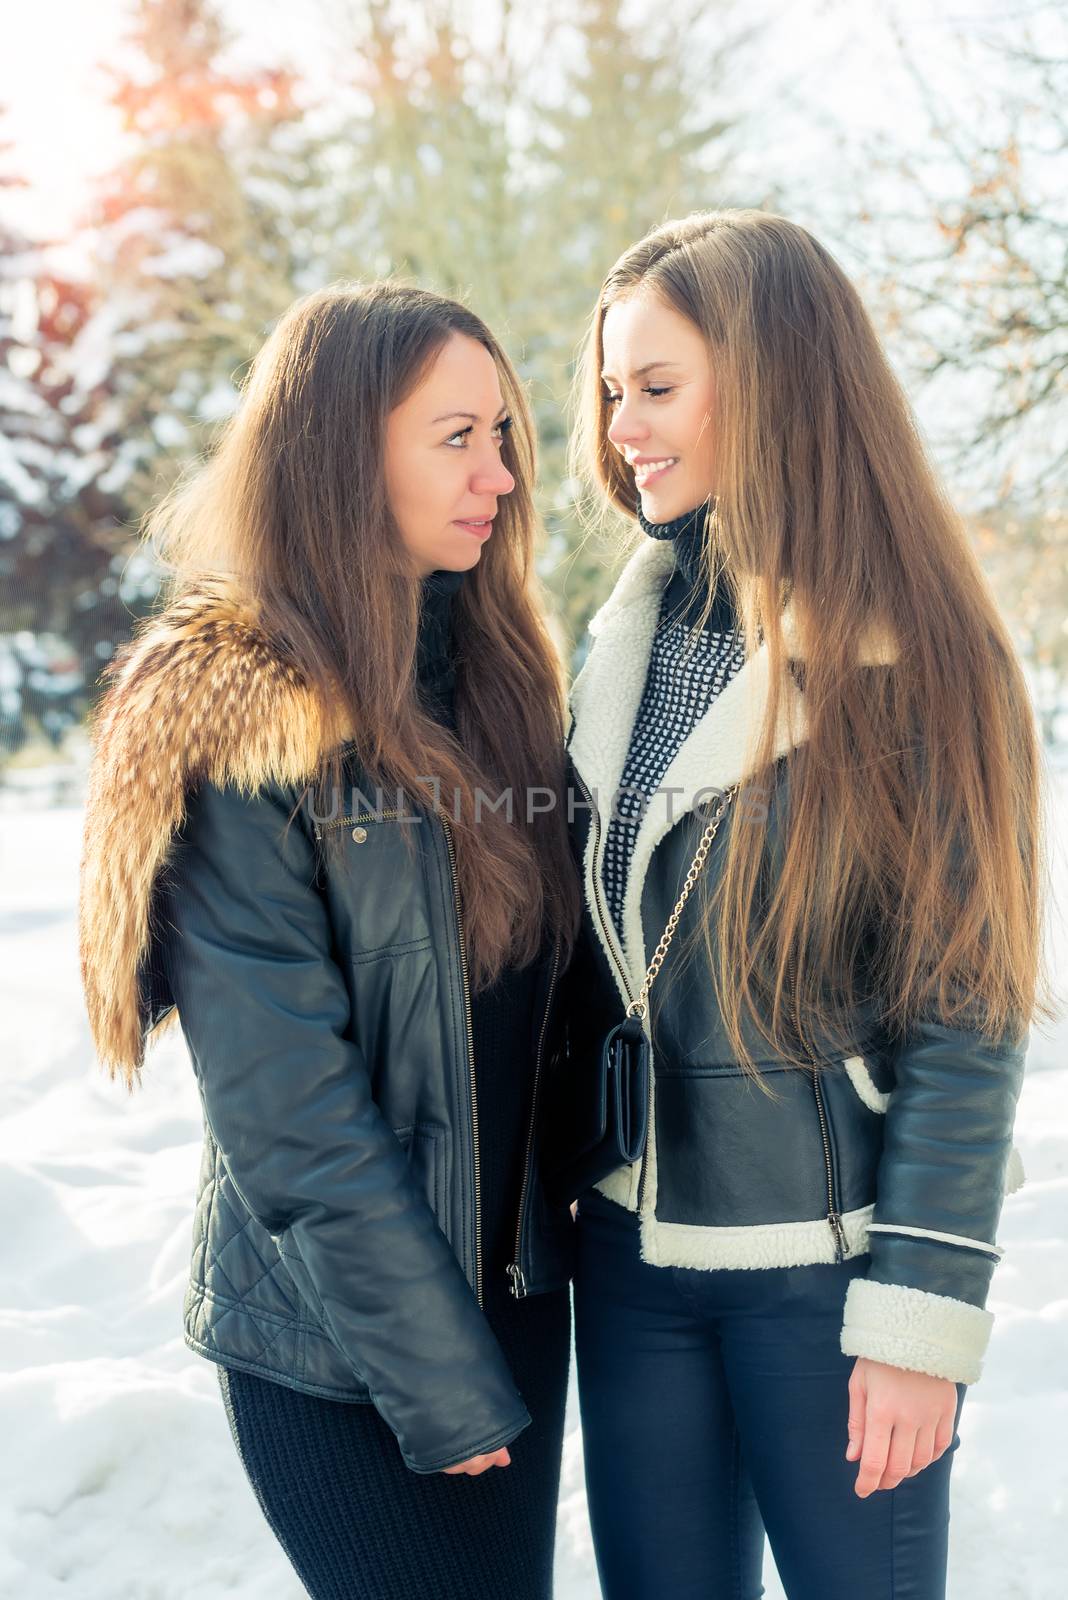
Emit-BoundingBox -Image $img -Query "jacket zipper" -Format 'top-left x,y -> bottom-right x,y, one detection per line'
438,811 -> 483,1309
789,966 -> 846,1264
313,807 -> 402,838
812,1070 -> 847,1263
572,765 -> 654,1210
506,933 -> 562,1298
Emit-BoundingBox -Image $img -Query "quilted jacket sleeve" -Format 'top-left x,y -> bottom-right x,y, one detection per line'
840,1016 -> 1027,1384
156,775 -> 531,1472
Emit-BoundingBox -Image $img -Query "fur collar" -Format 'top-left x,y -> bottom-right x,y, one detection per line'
78,580 -> 347,1084
568,536 -> 898,1007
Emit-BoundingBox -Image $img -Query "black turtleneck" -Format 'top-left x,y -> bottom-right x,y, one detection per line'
637,499 -> 738,638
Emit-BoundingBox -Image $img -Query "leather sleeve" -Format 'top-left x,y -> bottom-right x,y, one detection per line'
156,776 -> 531,1471
840,1016 -> 1027,1384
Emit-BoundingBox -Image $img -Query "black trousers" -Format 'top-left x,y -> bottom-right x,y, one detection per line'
217,1284 -> 571,1600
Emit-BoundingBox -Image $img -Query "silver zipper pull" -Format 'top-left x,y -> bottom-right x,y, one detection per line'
506,1263 -> 527,1299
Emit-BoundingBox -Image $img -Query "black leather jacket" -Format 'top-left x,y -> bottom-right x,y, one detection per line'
149,752 -> 574,1474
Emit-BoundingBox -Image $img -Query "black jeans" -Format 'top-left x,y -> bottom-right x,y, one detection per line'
574,1186 -> 967,1600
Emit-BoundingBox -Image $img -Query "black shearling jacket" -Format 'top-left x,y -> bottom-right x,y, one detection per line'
555,534 -> 1028,1387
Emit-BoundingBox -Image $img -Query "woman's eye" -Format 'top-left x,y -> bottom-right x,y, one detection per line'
601,387 -> 673,405
444,417 -> 512,448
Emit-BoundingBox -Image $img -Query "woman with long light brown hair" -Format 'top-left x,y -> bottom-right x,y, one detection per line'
78,281 -> 582,1598
557,210 -> 1048,1598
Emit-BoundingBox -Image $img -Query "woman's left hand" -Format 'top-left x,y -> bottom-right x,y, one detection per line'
846,1357 -> 958,1498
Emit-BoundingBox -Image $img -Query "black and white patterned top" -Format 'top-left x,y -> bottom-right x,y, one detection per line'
602,503 -> 746,946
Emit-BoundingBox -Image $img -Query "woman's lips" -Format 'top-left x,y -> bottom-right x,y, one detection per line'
453,518 -> 494,539
633,458 -> 679,488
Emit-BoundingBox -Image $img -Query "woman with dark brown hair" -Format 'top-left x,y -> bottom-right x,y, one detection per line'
77,282 -> 582,1599
559,210 -> 1048,1598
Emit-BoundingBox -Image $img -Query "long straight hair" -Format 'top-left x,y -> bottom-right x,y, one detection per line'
145,280 -> 581,989
571,210 -> 1052,1079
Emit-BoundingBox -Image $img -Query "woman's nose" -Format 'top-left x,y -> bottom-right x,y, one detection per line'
607,401 -> 647,452
472,457 -> 515,496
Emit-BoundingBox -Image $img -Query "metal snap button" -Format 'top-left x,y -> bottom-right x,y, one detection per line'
351,826 -> 368,843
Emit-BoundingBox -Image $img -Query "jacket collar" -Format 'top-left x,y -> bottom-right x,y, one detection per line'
79,579 -> 348,1081
567,535 -> 898,1003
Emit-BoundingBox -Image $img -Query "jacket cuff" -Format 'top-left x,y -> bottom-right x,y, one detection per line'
840,1276 -> 994,1384
402,1411 -> 532,1474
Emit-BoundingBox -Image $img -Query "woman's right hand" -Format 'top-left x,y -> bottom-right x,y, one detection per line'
441,1446 -> 512,1476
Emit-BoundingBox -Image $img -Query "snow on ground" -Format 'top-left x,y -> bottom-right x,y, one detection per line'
1,778 -> 1065,1599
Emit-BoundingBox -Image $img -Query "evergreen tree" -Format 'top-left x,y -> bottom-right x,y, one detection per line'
527,0 -> 747,652
81,0 -> 322,508
0,106 -> 41,627
0,111 -> 105,749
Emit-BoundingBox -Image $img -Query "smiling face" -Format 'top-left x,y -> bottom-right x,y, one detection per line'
384,332 -> 516,577
600,290 -> 718,522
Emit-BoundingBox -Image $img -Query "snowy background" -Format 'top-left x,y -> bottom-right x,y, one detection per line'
1,756 -> 1065,1599
1,0 -> 1065,1588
